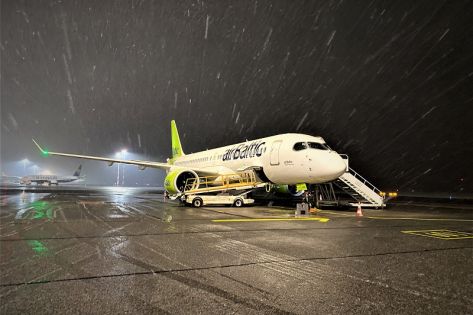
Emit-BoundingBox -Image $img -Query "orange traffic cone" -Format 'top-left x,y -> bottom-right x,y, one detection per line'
356,203 -> 363,217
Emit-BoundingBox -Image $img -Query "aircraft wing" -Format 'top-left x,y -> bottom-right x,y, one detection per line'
33,139 -> 171,169
32,139 -> 219,174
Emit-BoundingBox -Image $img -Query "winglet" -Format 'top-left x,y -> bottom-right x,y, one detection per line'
32,139 -> 49,156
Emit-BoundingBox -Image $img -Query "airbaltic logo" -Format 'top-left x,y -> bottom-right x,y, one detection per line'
222,141 -> 266,161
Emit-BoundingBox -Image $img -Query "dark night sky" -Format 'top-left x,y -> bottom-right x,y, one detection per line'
1,0 -> 472,193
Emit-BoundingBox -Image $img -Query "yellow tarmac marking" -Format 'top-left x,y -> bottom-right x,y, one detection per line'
319,210 -> 473,222
365,216 -> 473,222
401,229 -> 473,240
212,217 -> 330,223
318,210 -> 353,217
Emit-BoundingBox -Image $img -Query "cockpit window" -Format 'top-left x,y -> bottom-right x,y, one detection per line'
293,142 -> 308,151
308,142 -> 329,150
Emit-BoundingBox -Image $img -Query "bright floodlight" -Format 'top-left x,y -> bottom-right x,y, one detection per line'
115,149 -> 128,158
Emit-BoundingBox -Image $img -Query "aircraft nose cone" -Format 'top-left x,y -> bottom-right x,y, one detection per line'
329,154 -> 347,178
318,153 -> 347,182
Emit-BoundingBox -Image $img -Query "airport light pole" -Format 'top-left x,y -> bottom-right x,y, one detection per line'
121,149 -> 128,185
21,158 -> 30,175
115,149 -> 128,186
115,152 -> 120,186
115,156 -> 119,186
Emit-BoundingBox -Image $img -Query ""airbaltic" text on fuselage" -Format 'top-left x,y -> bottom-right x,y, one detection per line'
222,141 -> 266,161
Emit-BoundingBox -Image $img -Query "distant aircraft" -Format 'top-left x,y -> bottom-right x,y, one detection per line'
32,121 -> 347,195
20,165 -> 83,186
0,175 -> 21,185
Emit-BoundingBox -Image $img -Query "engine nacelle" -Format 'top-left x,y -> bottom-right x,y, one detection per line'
273,184 -> 305,197
164,169 -> 199,195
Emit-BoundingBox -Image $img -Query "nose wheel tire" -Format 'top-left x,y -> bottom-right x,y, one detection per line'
233,199 -> 243,207
192,198 -> 203,208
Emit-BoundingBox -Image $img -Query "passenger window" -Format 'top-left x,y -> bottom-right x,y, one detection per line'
293,142 -> 307,151
308,142 -> 329,150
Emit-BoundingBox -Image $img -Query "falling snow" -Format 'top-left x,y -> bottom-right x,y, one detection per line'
204,15 -> 210,39
8,113 -> 18,130
326,30 -> 336,46
296,113 -> 308,131
0,1 -> 471,192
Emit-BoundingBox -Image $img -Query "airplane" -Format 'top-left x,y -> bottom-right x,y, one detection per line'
32,120 -> 347,196
1,174 -> 21,186
20,165 -> 83,186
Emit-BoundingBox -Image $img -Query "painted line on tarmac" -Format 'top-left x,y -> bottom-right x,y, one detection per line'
401,229 -> 473,240
212,217 -> 330,223
318,210 -> 353,217
365,216 -> 473,222
319,210 -> 473,222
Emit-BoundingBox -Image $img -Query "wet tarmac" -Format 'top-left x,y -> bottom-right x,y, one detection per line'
1,187 -> 472,314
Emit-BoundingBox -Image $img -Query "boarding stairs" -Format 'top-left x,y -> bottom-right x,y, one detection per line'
183,170 -> 266,195
316,155 -> 386,208
334,167 -> 386,208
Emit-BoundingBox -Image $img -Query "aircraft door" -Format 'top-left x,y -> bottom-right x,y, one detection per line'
270,140 -> 282,165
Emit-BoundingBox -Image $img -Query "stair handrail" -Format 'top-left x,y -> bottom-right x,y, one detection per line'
338,155 -> 382,198
347,167 -> 382,195
184,171 -> 259,193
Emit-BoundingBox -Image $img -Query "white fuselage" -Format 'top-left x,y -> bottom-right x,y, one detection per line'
172,133 -> 347,184
20,175 -> 80,185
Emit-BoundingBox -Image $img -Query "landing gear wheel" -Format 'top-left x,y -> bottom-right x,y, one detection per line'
234,199 -> 243,207
192,198 -> 203,208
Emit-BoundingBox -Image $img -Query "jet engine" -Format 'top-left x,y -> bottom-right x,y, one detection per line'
164,169 -> 199,195
273,184 -> 305,197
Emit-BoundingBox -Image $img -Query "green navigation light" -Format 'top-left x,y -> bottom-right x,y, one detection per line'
32,139 -> 49,156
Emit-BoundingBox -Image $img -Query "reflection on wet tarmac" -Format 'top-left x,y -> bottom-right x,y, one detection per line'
32,201 -> 54,220
3,191 -> 51,211
15,200 -> 54,220
1,187 -> 472,314
27,240 -> 49,257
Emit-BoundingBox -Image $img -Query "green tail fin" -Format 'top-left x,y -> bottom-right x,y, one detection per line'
171,120 -> 185,158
